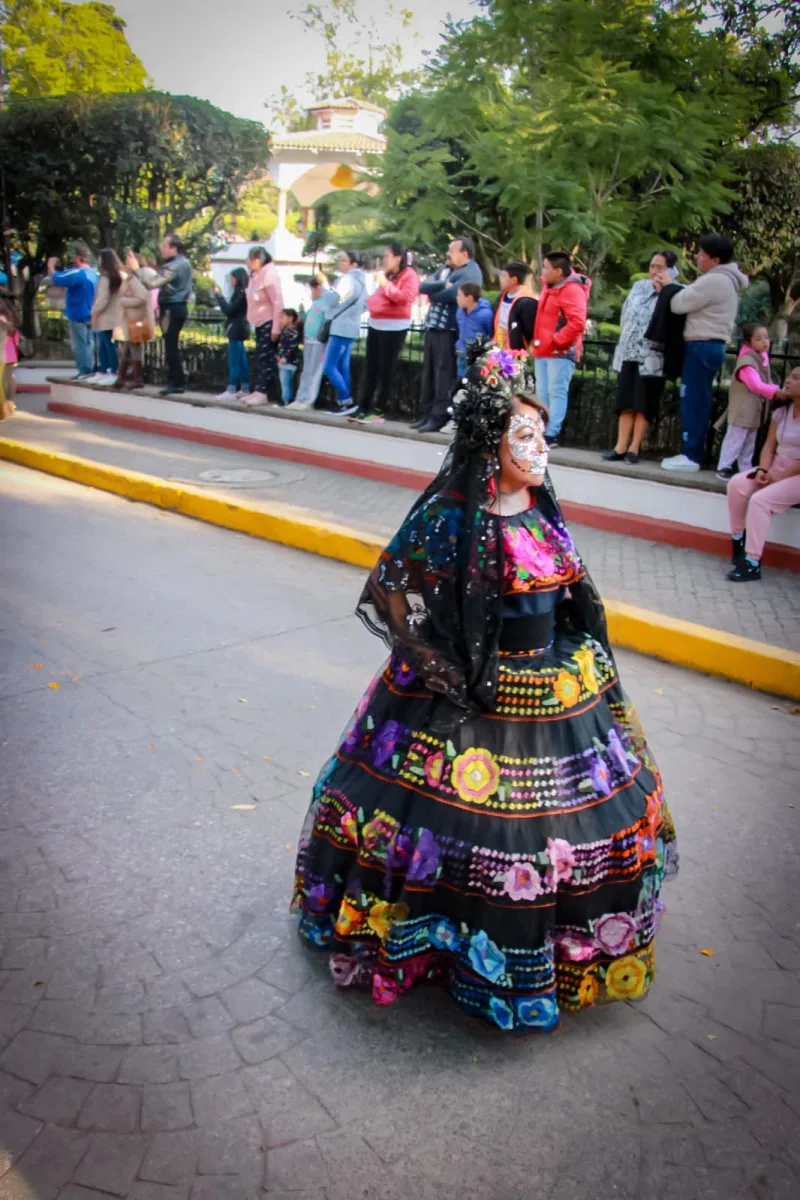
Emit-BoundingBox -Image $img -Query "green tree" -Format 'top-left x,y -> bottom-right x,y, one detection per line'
0,0 -> 148,98
714,143 -> 800,340
0,92 -> 266,330
378,0 -> 800,287
266,0 -> 420,129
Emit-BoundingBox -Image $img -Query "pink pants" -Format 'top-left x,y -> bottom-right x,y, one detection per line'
718,424 -> 757,472
727,456 -> 800,558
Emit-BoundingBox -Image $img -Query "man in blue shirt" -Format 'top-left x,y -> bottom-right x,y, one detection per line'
47,245 -> 98,379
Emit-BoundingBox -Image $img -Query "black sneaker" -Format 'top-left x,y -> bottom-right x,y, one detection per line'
731,534 -> 746,564
727,558 -> 761,583
160,386 -> 185,396
602,450 -> 626,461
545,435 -> 560,448
625,452 -> 639,465
716,466 -> 736,481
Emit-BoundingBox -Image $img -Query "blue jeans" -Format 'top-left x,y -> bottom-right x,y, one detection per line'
278,363 -> 297,403
96,330 -> 118,374
227,340 -> 249,392
69,320 -> 94,376
534,356 -> 576,438
680,339 -> 727,464
324,334 -> 354,403
456,354 -> 467,382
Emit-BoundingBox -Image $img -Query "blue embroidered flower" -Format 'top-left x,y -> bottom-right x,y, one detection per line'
429,917 -> 459,951
407,828 -> 441,884
468,929 -> 506,983
516,994 -> 559,1030
488,995 -> 515,1030
299,913 -> 334,947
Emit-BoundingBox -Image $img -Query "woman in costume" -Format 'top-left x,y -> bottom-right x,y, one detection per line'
292,341 -> 677,1034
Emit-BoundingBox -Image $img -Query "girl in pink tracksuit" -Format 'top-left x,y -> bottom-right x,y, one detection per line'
727,365 -> 800,582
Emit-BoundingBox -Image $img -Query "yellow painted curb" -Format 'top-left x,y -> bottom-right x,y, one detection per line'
3,436 -> 799,701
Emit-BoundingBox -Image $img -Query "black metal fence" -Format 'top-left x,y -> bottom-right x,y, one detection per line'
31,308 -> 799,464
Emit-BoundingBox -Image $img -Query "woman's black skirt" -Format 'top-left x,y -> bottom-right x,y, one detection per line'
616,360 -> 666,422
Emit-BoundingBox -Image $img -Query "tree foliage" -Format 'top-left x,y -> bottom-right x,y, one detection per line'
1,0 -> 148,97
0,92 -> 266,327
377,0 -> 800,290
266,0 -> 420,130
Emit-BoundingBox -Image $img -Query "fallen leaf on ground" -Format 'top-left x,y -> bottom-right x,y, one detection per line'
72,675 -> 82,683
195,756 -> 202,761
231,804 -> 256,811
706,1034 -> 716,1040
34,980 -> 44,987
791,706 -> 800,715
26,663 -> 42,669
47,681 -> 60,690
263,755 -> 270,760
232,767 -> 239,774
285,844 -> 292,851
40,638 -> 46,643
146,744 -> 152,750
699,948 -> 715,956
653,688 -> 664,695
298,770 -> 311,777
238,698 -> 247,703
100,627 -> 117,633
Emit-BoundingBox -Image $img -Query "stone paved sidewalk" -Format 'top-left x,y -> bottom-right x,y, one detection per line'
0,463 -> 798,1198
4,398 -> 800,652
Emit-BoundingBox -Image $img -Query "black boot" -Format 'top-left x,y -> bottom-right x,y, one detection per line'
731,533 -> 745,564
727,557 -> 761,583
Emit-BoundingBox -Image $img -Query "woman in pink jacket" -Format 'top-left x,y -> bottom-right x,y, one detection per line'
243,246 -> 283,406
351,243 -> 419,424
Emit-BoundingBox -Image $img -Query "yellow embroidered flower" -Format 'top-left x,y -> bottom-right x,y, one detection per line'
366,900 -> 409,941
553,670 -> 582,709
605,955 -> 648,1000
578,973 -> 599,1008
573,648 -> 599,695
334,898 -> 362,937
451,747 -> 500,805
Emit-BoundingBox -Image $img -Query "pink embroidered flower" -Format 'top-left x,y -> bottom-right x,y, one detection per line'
503,524 -> 557,580
594,912 -> 637,956
503,861 -> 543,901
424,750 -> 446,788
340,812 -> 358,845
557,930 -> 596,962
329,954 -> 359,987
547,837 -> 576,884
372,972 -> 398,1005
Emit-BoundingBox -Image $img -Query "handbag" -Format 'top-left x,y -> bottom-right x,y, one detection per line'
127,316 -> 154,344
317,318 -> 332,345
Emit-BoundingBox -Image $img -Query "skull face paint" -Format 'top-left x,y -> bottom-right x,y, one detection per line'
507,409 -> 548,475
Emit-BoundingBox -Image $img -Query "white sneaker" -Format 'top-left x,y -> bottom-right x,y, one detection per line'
242,391 -> 268,406
83,373 -> 102,383
661,454 -> 700,472
96,372 -> 117,386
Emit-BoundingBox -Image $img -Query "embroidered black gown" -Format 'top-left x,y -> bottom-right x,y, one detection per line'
292,498 -> 677,1033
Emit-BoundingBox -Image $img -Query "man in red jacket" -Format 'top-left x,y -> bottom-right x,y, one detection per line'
532,252 -> 591,445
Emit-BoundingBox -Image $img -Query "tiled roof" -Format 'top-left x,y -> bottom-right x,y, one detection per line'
307,96 -> 387,116
270,130 -> 386,153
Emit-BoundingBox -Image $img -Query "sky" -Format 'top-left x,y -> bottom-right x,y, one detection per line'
95,0 -> 479,126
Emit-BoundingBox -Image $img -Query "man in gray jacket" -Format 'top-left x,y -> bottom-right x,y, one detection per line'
151,234 -> 193,396
659,234 -> 748,472
415,236 -> 483,433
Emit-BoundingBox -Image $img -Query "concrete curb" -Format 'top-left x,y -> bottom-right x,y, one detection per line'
3,435 -> 799,702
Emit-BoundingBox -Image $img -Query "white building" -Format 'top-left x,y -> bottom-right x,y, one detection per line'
210,97 -> 386,311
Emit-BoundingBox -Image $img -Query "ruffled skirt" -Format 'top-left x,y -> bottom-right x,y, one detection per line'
292,628 -> 678,1033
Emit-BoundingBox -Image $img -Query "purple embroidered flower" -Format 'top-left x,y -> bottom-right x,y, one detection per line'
342,722 -> 361,752
594,912 -> 637,955
607,728 -> 631,777
556,930 -> 595,962
503,861 -> 543,901
393,658 -> 417,687
407,828 -> 441,884
590,753 -> 612,796
371,720 -> 407,768
387,832 -> 413,871
307,882 -> 335,914
547,837 -> 576,884
468,929 -> 506,983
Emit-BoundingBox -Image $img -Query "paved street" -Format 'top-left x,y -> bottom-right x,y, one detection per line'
6,399 -> 800,651
1,461 -> 798,1200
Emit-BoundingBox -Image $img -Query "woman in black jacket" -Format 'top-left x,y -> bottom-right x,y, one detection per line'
215,268 -> 250,398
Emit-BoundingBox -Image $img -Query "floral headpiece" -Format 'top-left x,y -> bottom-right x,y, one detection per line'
451,336 -> 537,452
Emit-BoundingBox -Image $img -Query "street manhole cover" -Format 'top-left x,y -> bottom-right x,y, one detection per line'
196,468 -> 277,486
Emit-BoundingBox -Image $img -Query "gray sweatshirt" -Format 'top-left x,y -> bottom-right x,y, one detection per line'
153,254 -> 193,305
670,262 -> 749,342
